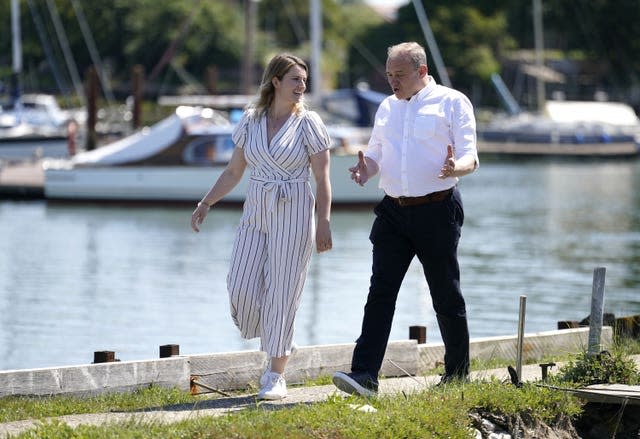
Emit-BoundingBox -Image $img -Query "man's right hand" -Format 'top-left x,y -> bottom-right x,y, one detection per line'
349,151 -> 369,186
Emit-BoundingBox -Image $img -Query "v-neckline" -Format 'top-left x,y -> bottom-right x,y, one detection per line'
266,113 -> 291,145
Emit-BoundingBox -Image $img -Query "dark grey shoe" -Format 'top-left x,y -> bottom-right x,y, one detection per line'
332,371 -> 378,397
436,373 -> 470,387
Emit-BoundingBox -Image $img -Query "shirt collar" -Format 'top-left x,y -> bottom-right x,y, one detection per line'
407,76 -> 437,101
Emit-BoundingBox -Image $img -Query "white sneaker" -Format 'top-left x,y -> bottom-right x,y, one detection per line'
258,372 -> 287,400
259,368 -> 270,387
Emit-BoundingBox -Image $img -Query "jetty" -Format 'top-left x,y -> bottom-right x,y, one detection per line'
0,327 -> 612,398
3,326 -> 640,438
0,159 -> 44,199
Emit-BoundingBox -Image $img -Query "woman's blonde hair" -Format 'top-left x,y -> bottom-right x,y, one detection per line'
248,53 -> 308,117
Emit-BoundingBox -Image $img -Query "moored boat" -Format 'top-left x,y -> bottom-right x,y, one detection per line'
0,94 -> 84,161
43,106 -> 383,205
477,100 -> 640,158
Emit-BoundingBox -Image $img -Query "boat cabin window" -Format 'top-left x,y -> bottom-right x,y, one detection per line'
182,134 -> 235,165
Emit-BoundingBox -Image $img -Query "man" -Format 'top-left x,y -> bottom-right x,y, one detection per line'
332,42 -> 479,397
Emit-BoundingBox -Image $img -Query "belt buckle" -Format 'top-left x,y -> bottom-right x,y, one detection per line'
397,197 -> 409,207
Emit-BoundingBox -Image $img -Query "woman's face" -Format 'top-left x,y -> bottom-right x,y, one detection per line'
273,65 -> 307,105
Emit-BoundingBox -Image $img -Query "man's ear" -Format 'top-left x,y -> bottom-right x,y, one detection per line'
418,64 -> 428,78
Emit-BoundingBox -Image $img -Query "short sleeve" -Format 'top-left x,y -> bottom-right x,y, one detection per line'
231,111 -> 251,149
302,110 -> 331,155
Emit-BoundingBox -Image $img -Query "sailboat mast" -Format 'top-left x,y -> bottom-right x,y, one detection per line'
11,0 -> 22,103
533,0 -> 545,110
309,0 -> 322,104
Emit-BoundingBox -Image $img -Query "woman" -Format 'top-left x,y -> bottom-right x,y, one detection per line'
190,53 -> 332,400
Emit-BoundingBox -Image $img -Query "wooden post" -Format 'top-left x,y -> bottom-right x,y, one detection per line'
615,315 -> 640,339
409,325 -> 426,344
160,344 -> 179,358
587,267 -> 606,356
85,65 -> 98,151
132,64 -> 144,130
93,351 -> 116,363
516,295 -> 527,383
538,362 -> 556,382
557,320 -> 580,330
206,65 -> 218,95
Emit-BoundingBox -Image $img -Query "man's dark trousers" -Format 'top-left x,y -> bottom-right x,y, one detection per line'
351,188 -> 470,379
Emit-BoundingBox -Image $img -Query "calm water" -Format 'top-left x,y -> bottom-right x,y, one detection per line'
1,159 -> 639,371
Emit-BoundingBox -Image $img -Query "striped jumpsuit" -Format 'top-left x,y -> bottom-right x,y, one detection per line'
227,109 -> 330,358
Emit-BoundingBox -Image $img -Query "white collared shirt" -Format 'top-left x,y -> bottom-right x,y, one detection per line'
365,76 -> 478,198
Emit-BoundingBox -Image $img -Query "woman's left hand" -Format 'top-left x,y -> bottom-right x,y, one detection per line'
191,203 -> 210,232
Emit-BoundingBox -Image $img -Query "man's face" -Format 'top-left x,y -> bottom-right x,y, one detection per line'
386,56 -> 426,100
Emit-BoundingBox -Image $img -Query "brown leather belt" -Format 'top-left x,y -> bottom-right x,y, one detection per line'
387,187 -> 454,207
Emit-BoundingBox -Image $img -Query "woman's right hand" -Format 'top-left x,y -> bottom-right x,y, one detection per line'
191,202 -> 210,232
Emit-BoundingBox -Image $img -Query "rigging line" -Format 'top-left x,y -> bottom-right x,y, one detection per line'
26,0 -> 69,96
169,60 -> 207,94
44,0 -> 84,103
156,61 -> 176,98
280,0 -> 307,42
348,38 -> 386,79
148,0 -> 203,82
411,0 -> 451,88
70,0 -> 113,106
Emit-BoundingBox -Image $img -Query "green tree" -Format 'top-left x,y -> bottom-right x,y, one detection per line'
256,0 -> 383,90
346,0 -> 514,104
543,0 -> 640,89
1,0 -> 246,97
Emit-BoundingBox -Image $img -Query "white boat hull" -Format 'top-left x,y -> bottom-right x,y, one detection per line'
478,139 -> 640,157
43,154 -> 385,205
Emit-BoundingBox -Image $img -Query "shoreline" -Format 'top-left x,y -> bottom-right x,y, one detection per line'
1,327 -> 608,398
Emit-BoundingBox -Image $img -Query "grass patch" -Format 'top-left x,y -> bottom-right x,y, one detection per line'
552,348 -> 640,386
7,381 -> 582,439
0,385 -> 198,424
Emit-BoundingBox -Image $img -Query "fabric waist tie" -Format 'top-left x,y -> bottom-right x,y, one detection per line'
250,175 -> 307,211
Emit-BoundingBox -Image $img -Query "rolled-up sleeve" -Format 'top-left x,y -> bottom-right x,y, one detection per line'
364,100 -> 391,165
452,96 -> 479,167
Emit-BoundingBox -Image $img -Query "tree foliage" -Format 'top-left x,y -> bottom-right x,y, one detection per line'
1,0 -> 638,107
348,1 -> 513,99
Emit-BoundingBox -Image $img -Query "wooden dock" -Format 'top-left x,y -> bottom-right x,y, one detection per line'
561,384 -> 640,405
0,159 -> 45,199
